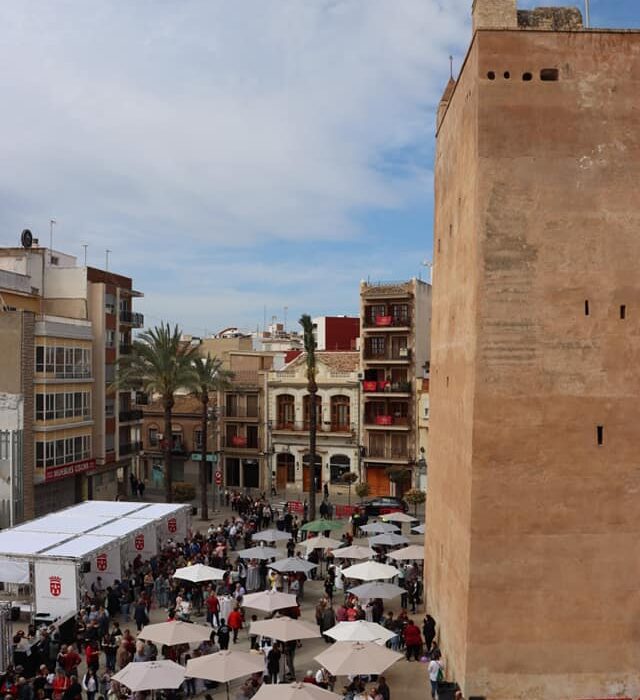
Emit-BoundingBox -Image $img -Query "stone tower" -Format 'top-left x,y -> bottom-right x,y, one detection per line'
426,1 -> 640,698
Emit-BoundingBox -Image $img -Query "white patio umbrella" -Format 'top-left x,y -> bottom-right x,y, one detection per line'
332,545 -> 375,560
381,512 -> 418,523
324,620 -> 395,645
314,641 -> 402,676
186,650 -> 264,700
348,581 -> 405,600
138,621 -> 212,646
253,682 -> 341,700
237,545 -> 280,560
253,682 -> 342,700
249,617 -> 320,642
252,529 -> 291,542
111,660 -> 185,691
342,561 -> 399,581
368,533 -> 410,547
388,544 -> 425,561
359,522 -> 400,534
298,535 -> 342,551
269,557 -> 317,574
172,563 -> 226,582
242,589 -> 298,612
412,523 -> 426,535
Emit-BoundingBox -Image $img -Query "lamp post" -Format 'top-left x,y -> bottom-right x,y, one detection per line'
417,448 -> 427,492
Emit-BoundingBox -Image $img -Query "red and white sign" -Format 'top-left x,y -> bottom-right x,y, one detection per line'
134,534 -> 145,551
96,553 -> 108,572
215,471 -> 222,485
167,517 -> 177,533
86,545 -> 122,589
49,576 -> 62,597
45,458 -> 95,483
35,562 -> 77,618
161,510 -> 188,540
127,524 -> 157,559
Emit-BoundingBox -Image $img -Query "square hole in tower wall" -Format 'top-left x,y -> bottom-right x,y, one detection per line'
540,68 -> 559,81
620,305 -> 626,319
597,426 -> 604,446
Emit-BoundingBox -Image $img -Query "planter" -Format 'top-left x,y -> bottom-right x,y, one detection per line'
231,436 -> 247,447
375,315 -> 393,326
375,415 -> 394,426
363,381 -> 378,392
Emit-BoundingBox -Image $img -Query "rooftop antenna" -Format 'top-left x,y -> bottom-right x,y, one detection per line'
105,249 -> 111,272
449,55 -> 454,80
584,0 -> 590,28
422,259 -> 433,284
81,243 -> 88,267
49,219 -> 56,261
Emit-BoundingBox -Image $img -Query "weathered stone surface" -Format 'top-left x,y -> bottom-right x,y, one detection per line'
518,7 -> 584,31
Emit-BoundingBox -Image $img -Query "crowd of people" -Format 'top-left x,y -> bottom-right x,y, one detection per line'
2,493 -> 447,700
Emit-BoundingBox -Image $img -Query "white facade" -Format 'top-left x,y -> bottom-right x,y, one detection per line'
0,393 -> 24,528
265,353 -> 361,496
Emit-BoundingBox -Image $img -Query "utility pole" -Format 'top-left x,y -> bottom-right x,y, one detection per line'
105,249 -> 111,272
49,219 -> 56,261
81,244 -> 88,267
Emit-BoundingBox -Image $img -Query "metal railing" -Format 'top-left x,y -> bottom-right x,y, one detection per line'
119,310 -> 144,327
119,409 -> 143,422
119,441 -> 143,455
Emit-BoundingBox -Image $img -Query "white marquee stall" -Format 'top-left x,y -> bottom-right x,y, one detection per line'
0,501 -> 191,622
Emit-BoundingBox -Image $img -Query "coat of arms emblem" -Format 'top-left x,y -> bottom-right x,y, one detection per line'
49,576 -> 62,597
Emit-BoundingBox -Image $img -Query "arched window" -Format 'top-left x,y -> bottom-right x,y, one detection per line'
303,395 -> 322,430
277,394 -> 295,429
330,395 -> 350,432
330,454 -> 351,483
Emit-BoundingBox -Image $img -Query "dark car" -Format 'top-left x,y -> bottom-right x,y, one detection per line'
360,496 -> 408,517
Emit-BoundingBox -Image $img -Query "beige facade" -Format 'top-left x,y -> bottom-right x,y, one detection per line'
267,352 -> 360,498
359,279 -> 431,497
427,3 -> 640,698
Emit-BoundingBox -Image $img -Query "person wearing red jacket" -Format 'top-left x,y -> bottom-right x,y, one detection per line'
227,606 -> 243,644
403,619 -> 423,661
51,669 -> 71,700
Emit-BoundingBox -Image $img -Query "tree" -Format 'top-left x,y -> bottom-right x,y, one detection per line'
192,354 -> 233,521
355,482 -> 371,502
115,323 -> 199,503
299,314 -> 318,521
341,471 -> 358,506
404,488 -> 427,518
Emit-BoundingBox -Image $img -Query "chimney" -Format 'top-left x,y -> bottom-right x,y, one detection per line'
472,0 -> 517,32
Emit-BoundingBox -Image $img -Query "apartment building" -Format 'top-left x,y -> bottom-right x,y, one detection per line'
359,279 -> 431,496
0,239 -> 143,515
312,316 -> 360,351
266,352 -> 360,497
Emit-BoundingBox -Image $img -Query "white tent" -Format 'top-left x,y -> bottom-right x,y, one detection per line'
0,501 -> 191,620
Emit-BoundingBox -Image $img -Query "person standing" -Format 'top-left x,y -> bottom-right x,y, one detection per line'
422,614 -> 436,651
427,651 -> 444,699
403,619 -> 422,661
267,642 -> 282,685
320,605 -> 336,644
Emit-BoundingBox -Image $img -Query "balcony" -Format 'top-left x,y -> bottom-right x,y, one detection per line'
363,315 -> 412,329
224,436 -> 259,450
273,422 -> 353,434
366,446 -> 409,461
230,435 -> 247,447
119,409 -> 143,422
119,441 -> 143,456
119,343 -> 132,355
364,415 -> 411,430
54,369 -> 92,380
119,310 -> 144,328
362,380 -> 411,394
363,348 -> 412,362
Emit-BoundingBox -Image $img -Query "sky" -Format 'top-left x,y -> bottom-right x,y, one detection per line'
0,0 -> 637,336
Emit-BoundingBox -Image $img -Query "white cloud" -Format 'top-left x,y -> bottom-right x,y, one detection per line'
0,0 -> 469,328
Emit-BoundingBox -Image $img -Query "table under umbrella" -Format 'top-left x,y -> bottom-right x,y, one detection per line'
342,561 -> 399,581
111,660 -> 185,692
314,641 -> 402,676
138,621 -> 212,646
252,529 -> 291,542
388,544 -> 425,561
172,563 -> 226,582
249,617 -> 320,642
243,589 -> 298,613
347,581 -> 406,600
253,682 -> 342,700
323,620 -> 395,645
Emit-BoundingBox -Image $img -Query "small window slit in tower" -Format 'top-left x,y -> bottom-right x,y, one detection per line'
597,425 -> 604,446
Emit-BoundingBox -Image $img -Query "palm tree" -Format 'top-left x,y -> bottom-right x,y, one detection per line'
299,314 -> 318,521
192,353 -> 233,521
116,323 -> 199,502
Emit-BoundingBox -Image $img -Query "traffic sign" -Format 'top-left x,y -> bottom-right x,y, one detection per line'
215,470 -> 222,486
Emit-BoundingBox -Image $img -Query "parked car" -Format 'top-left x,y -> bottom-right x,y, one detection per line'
360,496 -> 408,517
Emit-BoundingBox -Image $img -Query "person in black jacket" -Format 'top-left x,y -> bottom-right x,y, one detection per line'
216,619 -> 230,650
266,643 -> 281,685
423,614 -> 436,651
133,600 -> 149,631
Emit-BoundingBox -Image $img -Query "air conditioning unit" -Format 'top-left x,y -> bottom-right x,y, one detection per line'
357,371 -> 364,380
399,348 -> 408,357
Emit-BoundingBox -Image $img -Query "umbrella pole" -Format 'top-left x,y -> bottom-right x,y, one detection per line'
226,681 -> 230,700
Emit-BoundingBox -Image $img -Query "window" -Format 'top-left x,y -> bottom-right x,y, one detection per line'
391,336 -> 408,359
105,399 -> 115,418
55,439 -> 65,465
390,304 -> 409,324
369,434 -> 385,458
330,395 -> 350,431
277,394 -> 295,429
620,305 -> 626,320
522,72 -> 533,81
367,337 -> 386,357
503,71 -> 510,79
226,394 -> 238,417
45,347 -> 54,372
330,455 -> 351,484
246,394 -> 259,418
106,330 -> 115,348
540,68 -> 559,81
303,395 -> 322,430
225,457 -> 241,487
54,393 -> 65,419
366,304 -> 386,325
246,425 -> 259,449
487,71 -> 496,80
35,347 -> 44,372
36,442 -> 44,468
148,428 -> 158,447
585,300 -> 590,316
194,429 -> 203,450
597,425 -> 604,446
391,434 -> 407,458
35,394 -> 44,420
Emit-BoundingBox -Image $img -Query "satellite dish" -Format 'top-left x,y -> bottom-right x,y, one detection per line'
21,229 -> 33,248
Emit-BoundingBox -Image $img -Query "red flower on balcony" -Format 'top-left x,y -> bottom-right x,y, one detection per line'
363,380 -> 378,392
231,435 -> 247,447
375,315 -> 393,327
